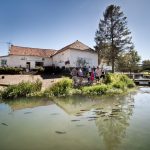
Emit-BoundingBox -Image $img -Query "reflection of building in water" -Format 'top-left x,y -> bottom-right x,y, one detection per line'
8,97 -> 53,111
53,95 -> 100,115
95,93 -> 135,150
51,93 -> 135,150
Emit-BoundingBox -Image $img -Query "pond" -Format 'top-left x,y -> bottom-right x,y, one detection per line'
0,87 -> 150,150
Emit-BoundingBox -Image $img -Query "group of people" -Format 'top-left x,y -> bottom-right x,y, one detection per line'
71,66 -> 105,86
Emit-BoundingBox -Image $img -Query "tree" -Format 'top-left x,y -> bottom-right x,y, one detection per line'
117,49 -> 141,72
95,5 -> 134,72
76,57 -> 88,67
142,60 -> 150,71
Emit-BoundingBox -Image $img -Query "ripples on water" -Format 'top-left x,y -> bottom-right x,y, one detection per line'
0,87 -> 150,150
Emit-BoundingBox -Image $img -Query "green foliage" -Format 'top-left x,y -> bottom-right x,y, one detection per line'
95,5 -> 134,72
81,84 -> 108,95
105,73 -> 135,89
1,79 -> 42,100
142,60 -> 150,71
117,50 -> 141,72
0,67 -> 23,74
0,74 -> 135,100
33,66 -> 44,74
44,78 -> 73,97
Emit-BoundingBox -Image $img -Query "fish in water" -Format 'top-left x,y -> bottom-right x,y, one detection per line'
1,123 -> 8,126
87,116 -> 99,119
88,119 -> 96,121
80,109 -> 88,112
95,108 -> 103,110
75,114 -> 82,117
76,124 -> 85,127
71,119 -> 80,122
24,112 -> 32,114
55,131 -> 66,134
50,113 -> 59,115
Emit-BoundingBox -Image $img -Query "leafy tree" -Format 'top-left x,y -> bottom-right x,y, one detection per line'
142,60 -> 150,71
117,49 -> 141,72
95,5 -> 134,72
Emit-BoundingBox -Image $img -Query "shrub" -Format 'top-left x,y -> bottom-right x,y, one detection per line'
32,67 -> 44,74
0,67 -> 23,74
44,78 -> 73,97
1,79 -> 42,100
105,73 -> 135,88
81,84 -> 108,95
113,81 -> 126,90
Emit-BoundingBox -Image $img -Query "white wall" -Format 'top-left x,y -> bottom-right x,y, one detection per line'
52,50 -> 70,67
69,49 -> 98,67
0,56 -> 9,67
0,49 -> 98,69
52,49 -> 98,68
0,55 -> 52,69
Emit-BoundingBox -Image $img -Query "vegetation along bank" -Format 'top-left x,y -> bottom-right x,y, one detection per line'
0,73 -> 135,100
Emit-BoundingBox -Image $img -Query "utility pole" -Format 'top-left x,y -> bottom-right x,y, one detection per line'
0,41 -> 12,55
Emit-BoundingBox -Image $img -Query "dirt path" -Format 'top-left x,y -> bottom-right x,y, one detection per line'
0,75 -> 62,90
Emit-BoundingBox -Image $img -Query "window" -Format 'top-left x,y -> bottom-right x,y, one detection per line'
35,62 -> 43,67
1,59 -> 7,66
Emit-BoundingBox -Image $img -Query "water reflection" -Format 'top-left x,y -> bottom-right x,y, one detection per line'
54,93 -> 135,150
95,94 -> 135,150
6,97 -> 53,111
1,88 -> 150,150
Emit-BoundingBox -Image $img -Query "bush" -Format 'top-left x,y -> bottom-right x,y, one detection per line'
113,81 -> 126,89
105,73 -> 135,89
32,66 -> 44,74
1,79 -> 42,99
0,67 -> 23,74
81,84 -> 108,95
44,78 -> 73,97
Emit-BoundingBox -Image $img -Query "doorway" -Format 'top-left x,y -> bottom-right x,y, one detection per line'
26,62 -> 31,71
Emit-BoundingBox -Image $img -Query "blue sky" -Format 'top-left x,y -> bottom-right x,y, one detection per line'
0,0 -> 149,61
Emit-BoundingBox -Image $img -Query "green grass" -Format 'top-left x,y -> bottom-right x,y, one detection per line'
105,73 -> 135,89
1,79 -> 42,100
44,78 -> 73,97
81,84 -> 109,95
0,74 -> 135,100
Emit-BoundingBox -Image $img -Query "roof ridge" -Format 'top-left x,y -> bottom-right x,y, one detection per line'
59,40 -> 89,50
60,40 -> 78,50
11,45 -> 57,51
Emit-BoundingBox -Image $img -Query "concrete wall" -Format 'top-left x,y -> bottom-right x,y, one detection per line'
69,49 -> 98,67
0,49 -> 98,69
0,55 -> 52,69
52,50 -> 70,67
52,49 -> 98,68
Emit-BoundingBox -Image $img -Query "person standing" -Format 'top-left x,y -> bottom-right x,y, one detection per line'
78,68 -> 83,86
95,67 -> 101,83
71,67 -> 78,86
88,66 -> 92,76
90,69 -> 95,84
100,68 -> 105,79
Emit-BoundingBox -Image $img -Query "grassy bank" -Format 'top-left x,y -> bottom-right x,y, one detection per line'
0,79 -> 42,99
0,74 -> 135,100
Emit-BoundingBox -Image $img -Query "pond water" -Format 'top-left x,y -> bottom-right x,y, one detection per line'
0,87 -> 150,150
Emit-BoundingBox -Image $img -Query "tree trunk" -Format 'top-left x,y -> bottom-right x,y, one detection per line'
112,58 -> 115,73
98,51 -> 101,66
111,46 -> 115,73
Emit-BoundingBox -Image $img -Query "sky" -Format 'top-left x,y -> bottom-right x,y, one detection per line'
0,0 -> 149,61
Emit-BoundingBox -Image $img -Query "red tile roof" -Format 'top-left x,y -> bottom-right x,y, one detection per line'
9,45 -> 56,57
8,40 -> 95,57
53,40 -> 94,55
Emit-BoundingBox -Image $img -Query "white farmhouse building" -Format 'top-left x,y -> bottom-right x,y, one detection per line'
0,40 -> 98,69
